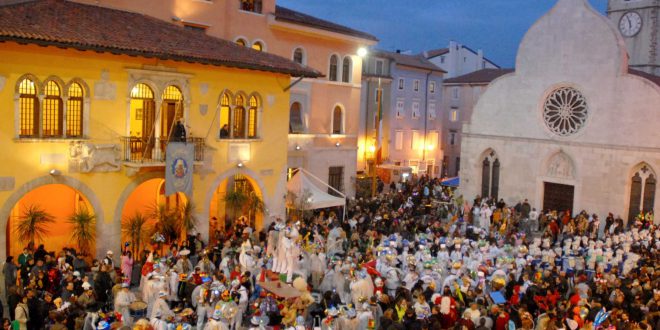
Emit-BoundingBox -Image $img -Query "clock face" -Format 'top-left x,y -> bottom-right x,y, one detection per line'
619,11 -> 642,37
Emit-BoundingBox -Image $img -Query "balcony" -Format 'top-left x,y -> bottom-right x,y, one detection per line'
120,136 -> 205,164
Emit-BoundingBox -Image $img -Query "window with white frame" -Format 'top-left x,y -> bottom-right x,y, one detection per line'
395,130 -> 403,150
341,57 -> 352,83
427,131 -> 439,151
429,81 -> 435,94
411,130 -> 420,150
452,87 -> 459,99
428,102 -> 436,120
396,99 -> 404,118
450,109 -> 459,122
412,102 -> 420,119
398,78 -> 404,90
375,59 -> 384,75
413,80 -> 420,92
293,47 -> 304,64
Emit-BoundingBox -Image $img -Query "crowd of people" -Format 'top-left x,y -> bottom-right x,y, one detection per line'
1,174 -> 659,330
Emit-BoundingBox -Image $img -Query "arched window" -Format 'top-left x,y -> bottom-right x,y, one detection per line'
162,85 -> 184,141
293,48 -> 304,64
332,106 -> 343,134
342,57 -> 351,83
129,83 -> 156,160
233,94 -> 246,138
628,164 -> 656,223
19,78 -> 39,137
481,150 -> 499,200
289,102 -> 303,134
219,92 -> 231,139
67,83 -> 84,137
247,95 -> 258,138
251,41 -> 263,52
329,55 -> 338,81
43,80 -> 63,137
236,38 -> 247,47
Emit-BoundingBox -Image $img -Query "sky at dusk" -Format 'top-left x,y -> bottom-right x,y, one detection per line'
277,0 -> 609,68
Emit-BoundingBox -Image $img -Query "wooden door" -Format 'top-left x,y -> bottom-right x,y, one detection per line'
543,182 -> 574,213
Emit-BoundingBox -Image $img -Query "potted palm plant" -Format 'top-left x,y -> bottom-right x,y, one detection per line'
149,203 -> 180,246
121,212 -> 150,257
245,191 -> 265,227
68,206 -> 96,254
179,201 -> 197,240
223,189 -> 247,230
14,204 -> 55,247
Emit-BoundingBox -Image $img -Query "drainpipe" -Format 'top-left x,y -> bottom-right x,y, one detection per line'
422,70 -> 432,164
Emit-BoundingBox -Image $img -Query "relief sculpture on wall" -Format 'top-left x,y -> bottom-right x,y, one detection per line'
547,151 -> 574,179
69,141 -> 121,173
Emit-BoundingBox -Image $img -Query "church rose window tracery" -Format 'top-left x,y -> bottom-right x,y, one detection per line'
543,87 -> 588,136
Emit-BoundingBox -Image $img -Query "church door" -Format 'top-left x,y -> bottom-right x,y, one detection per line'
543,182 -> 574,213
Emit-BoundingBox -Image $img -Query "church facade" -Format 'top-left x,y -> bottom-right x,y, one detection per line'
459,0 -> 660,223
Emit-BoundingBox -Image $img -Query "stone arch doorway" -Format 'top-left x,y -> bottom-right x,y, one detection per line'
6,184 -> 96,259
541,151 -> 577,214
120,178 -> 188,256
208,173 -> 264,245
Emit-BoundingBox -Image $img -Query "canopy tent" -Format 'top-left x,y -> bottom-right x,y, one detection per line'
440,176 -> 460,188
286,169 -> 345,210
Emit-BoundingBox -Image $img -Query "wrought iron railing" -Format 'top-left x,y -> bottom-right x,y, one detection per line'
120,136 -> 205,163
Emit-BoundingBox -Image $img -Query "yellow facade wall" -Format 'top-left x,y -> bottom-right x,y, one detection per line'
0,42 -> 291,260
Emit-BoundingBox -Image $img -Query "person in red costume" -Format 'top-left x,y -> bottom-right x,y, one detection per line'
436,286 -> 458,329
494,309 -> 510,330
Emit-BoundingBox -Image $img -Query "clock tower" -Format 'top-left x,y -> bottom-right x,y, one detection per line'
608,0 -> 660,75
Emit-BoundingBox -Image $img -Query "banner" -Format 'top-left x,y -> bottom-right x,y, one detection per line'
165,142 -> 194,197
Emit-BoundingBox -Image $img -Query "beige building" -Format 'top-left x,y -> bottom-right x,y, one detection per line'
460,0 -> 660,223
75,0 -> 378,198
441,69 -> 512,177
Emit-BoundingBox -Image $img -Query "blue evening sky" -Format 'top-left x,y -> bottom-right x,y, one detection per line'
277,0 -> 608,68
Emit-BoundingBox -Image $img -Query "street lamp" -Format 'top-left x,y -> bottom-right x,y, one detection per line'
357,47 -> 368,58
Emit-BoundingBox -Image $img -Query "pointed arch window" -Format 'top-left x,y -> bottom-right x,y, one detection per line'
481,151 -> 499,200
233,95 -> 246,139
329,55 -> 339,81
19,78 -> 39,137
628,165 -> 656,222
342,57 -> 351,83
67,83 -> 84,137
43,81 -> 63,137
247,95 -> 258,138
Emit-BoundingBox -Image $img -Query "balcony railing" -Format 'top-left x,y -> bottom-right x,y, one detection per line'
120,136 -> 205,163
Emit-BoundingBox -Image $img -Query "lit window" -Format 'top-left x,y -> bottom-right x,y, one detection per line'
233,95 -> 246,138
248,95 -> 258,138
252,41 -> 263,52
332,106 -> 343,134
450,109 -> 459,122
342,57 -> 351,83
329,55 -> 339,81
219,93 -> 231,139
43,80 -> 63,138
236,38 -> 247,47
293,48 -> 304,64
395,131 -> 403,150
162,85 -> 184,140
398,78 -> 404,90
19,78 -> 39,137
240,0 -> 262,13
67,83 -> 84,137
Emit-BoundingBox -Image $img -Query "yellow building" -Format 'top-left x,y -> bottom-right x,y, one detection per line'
72,0 -> 379,198
0,0 -> 319,261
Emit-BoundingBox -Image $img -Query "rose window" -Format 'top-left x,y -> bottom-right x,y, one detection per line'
543,87 -> 588,136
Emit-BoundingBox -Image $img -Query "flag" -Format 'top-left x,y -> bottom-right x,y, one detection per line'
375,87 -> 383,164
165,142 -> 194,196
